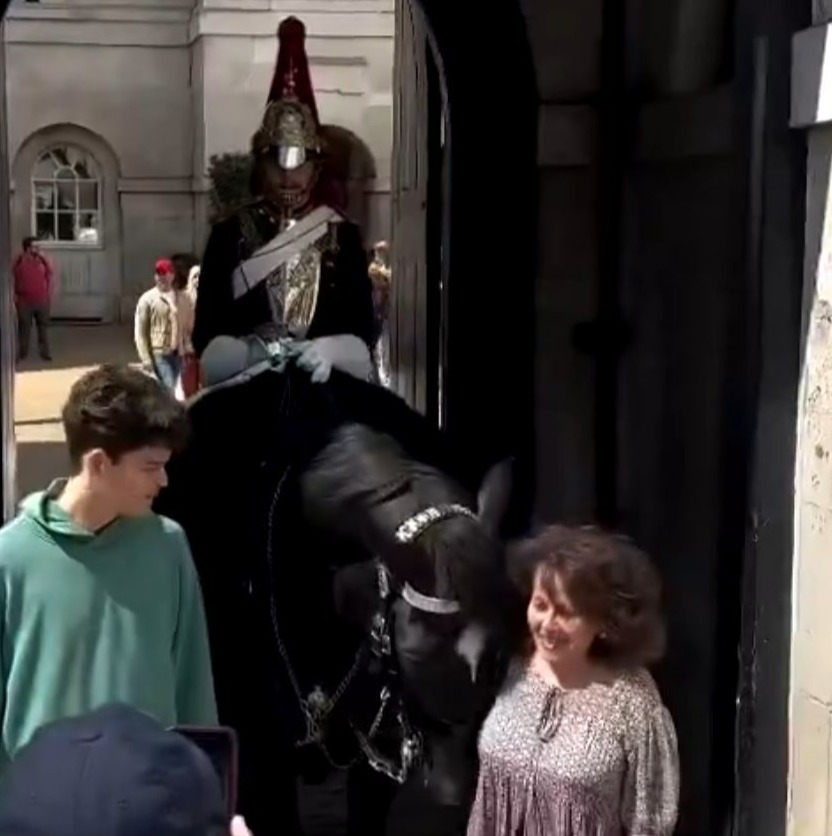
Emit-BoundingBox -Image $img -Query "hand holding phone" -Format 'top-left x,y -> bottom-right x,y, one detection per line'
230,815 -> 253,835
171,725 -> 239,818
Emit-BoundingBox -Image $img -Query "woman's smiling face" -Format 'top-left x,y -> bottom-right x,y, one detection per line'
526,568 -> 600,665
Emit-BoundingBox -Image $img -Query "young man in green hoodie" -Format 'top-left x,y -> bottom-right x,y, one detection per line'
0,364 -> 217,765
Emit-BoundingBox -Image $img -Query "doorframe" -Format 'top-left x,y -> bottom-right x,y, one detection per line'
11,124 -> 122,323
0,16 -> 15,520
731,0 -> 809,832
397,0 -> 538,526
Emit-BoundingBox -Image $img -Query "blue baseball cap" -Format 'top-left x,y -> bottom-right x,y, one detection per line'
0,703 -> 228,836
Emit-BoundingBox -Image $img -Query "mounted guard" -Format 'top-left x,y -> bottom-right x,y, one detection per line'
157,17 -> 515,836
193,16 -> 377,361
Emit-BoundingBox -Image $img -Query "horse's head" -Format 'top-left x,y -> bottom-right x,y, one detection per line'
301,423 -> 512,621
301,423 -> 513,809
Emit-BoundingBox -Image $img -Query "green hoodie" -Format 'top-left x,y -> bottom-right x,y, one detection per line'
0,482 -> 217,764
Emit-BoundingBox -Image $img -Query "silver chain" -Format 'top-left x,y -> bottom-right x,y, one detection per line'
264,464 -> 368,770
259,381 -> 420,777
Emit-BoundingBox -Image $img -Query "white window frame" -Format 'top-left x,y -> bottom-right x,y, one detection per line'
30,145 -> 104,251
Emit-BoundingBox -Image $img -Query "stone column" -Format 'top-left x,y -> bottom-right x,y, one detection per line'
790,14 -> 832,836
0,18 -> 17,519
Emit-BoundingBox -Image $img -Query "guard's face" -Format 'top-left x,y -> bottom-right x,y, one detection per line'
260,154 -> 318,213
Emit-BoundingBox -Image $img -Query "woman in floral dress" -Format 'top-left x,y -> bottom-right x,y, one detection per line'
467,525 -> 679,836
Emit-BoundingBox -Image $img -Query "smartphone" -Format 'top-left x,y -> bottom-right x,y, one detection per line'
172,725 -> 239,816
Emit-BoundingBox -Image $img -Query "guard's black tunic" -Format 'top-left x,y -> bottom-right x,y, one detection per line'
193,199 -> 376,356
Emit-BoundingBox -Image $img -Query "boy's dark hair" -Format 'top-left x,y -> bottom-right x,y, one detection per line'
62,365 -> 189,467
22,236 -> 36,251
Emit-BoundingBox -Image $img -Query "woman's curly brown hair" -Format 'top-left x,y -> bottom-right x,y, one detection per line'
509,525 -> 666,668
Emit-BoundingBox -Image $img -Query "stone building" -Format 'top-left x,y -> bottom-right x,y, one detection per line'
3,0 -> 832,834
2,0 -> 393,321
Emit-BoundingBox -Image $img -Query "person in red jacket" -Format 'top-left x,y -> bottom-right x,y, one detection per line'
13,236 -> 53,362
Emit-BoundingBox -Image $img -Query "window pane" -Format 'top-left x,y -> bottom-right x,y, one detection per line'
50,147 -> 70,168
33,155 -> 56,179
65,146 -> 96,178
34,212 -> 55,240
55,212 -> 76,242
33,181 -> 55,210
56,180 -> 77,211
77,180 -> 99,211
76,213 -> 100,245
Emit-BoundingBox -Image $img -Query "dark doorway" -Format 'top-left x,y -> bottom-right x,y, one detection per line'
392,0 -> 538,525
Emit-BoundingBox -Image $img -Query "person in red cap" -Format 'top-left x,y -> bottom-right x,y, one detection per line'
191,16 -> 376,360
134,257 -> 196,394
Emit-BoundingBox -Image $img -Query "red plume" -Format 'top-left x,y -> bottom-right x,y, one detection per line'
267,17 -> 320,127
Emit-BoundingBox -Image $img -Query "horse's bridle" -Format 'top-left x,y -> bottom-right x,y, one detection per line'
354,502 -> 479,782
394,503 -> 477,616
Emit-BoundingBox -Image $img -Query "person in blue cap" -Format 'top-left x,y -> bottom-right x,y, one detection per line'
0,703 -> 253,836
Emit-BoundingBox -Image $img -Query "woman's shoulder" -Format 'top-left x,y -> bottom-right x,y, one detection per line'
614,668 -> 665,706
613,668 -> 676,736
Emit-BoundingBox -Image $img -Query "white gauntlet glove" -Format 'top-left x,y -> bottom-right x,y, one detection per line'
292,335 -> 374,384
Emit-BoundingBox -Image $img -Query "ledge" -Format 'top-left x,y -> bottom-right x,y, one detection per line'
792,24 -> 832,128
191,10 -> 395,40
4,19 -> 191,48
196,0 -> 393,11
117,178 -> 196,194
5,4 -> 192,24
4,3 -> 394,46
117,175 -> 390,195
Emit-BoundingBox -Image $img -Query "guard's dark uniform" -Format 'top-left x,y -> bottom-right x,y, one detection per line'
193,199 -> 375,357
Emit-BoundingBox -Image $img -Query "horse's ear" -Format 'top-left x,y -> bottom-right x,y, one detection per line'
477,458 -> 514,535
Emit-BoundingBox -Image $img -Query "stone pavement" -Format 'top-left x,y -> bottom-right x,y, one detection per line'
14,324 -> 136,499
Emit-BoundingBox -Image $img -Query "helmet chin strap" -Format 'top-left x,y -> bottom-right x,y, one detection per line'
278,190 -> 313,217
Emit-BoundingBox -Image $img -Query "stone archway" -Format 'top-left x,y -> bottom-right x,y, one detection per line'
12,123 -> 122,322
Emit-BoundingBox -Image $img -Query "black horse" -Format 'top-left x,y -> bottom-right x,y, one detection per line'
302,423 -> 514,834
156,360 -> 513,835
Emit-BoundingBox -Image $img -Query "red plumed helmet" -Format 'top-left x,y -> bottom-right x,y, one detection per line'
252,16 -> 322,166
268,17 -> 320,126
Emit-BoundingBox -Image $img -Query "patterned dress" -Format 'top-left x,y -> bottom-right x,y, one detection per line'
467,661 -> 679,835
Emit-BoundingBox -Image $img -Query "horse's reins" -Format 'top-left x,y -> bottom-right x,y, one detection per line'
352,500 -> 479,783
259,368 -> 479,779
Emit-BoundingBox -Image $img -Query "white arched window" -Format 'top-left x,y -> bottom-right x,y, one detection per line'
31,145 -> 102,246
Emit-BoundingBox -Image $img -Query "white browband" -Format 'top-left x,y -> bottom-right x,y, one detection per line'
394,503 -> 476,545
401,583 -> 461,615
394,503 -> 476,616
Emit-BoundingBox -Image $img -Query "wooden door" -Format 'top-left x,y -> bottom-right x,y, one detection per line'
391,0 -> 432,414
48,247 -> 110,321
